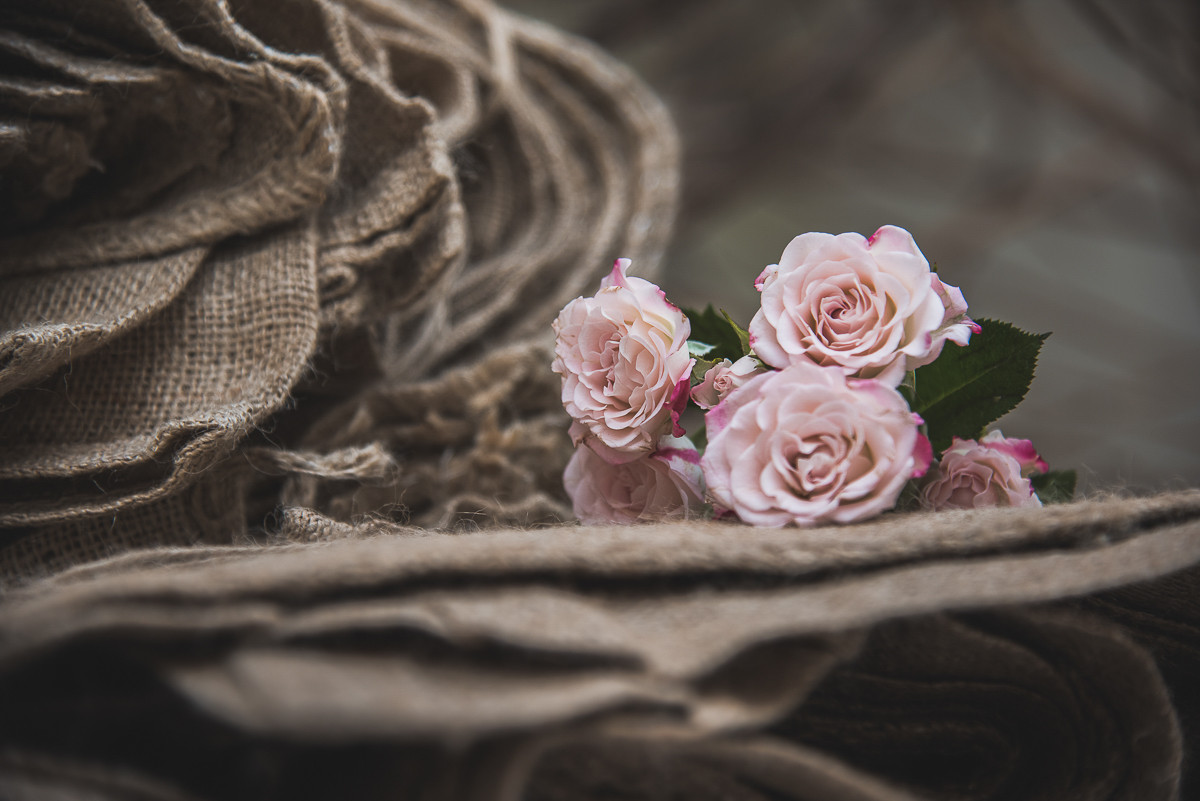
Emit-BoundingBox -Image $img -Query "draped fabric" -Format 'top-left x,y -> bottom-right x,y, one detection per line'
0,1 -> 1197,799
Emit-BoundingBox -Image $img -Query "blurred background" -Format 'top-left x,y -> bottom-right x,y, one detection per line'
506,0 -> 1200,495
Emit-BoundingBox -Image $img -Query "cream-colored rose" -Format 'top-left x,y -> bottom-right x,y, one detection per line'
553,259 -> 693,463
564,435 -> 705,524
701,362 -> 925,527
919,431 -> 1046,510
690,355 -> 766,410
748,226 -> 977,386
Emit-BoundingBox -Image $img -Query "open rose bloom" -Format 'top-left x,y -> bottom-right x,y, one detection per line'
565,435 -> 705,524
552,259 -> 693,463
702,363 -> 927,527
749,225 -> 978,386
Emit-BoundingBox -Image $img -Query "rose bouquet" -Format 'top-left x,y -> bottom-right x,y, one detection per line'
552,226 -> 1075,526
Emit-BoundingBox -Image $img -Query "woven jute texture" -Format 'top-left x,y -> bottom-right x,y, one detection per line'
3,1 -> 1200,799
0,0 -> 678,578
1,491 -> 1199,800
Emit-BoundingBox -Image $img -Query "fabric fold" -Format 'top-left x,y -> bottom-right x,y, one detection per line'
0,494 -> 1197,799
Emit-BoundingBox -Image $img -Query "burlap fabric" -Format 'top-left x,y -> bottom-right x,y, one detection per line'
1,492 -> 1199,800
2,1 -> 1200,799
0,0 -> 676,578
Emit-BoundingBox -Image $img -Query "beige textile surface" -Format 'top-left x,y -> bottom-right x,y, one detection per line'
1,492 -> 1200,800
0,0 -> 677,578
2,0 -> 1200,799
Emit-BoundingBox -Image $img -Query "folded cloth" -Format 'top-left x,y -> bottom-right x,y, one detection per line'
0,0 -> 678,580
0,491 -> 1197,800
2,1 -> 1197,799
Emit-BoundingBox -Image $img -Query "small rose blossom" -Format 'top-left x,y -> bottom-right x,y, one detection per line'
564,435 -> 705,524
701,362 -> 926,527
919,431 -> 1047,510
690,355 -> 767,410
977,430 -> 1049,476
553,259 -> 694,463
748,225 -> 977,386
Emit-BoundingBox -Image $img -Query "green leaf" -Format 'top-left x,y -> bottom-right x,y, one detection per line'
1032,470 -> 1076,505
689,424 -> 708,452
682,304 -> 751,362
720,309 -> 752,355
687,340 -> 716,358
910,319 -> 1048,453
691,357 -> 718,383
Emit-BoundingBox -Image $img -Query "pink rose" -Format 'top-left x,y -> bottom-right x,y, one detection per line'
919,431 -> 1047,510
564,435 -> 705,524
701,362 -> 926,527
976,429 -> 1050,476
748,225 -> 977,386
690,355 -> 767,410
553,259 -> 693,463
